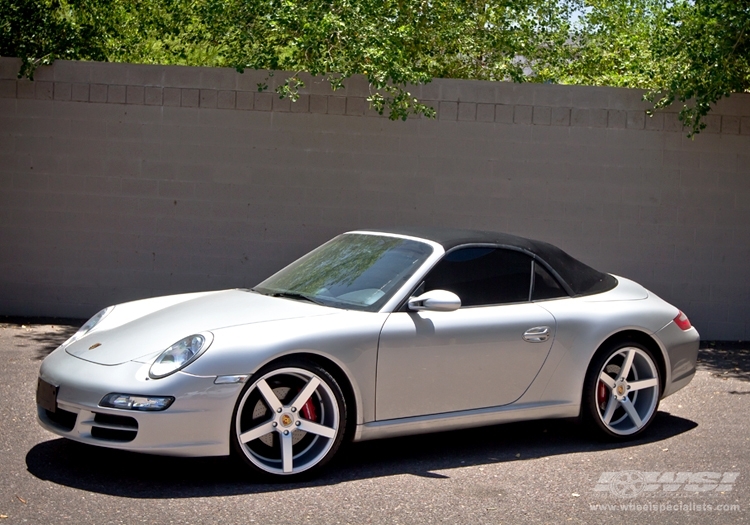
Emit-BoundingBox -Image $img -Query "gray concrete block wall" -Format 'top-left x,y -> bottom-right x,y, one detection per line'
1,57 -> 749,339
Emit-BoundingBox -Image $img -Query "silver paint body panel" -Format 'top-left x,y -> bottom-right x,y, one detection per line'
38,232 -> 699,456
376,304 -> 555,419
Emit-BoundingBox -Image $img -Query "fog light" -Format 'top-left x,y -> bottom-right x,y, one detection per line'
100,393 -> 174,411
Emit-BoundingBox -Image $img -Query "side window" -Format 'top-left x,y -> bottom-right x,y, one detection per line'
422,247 -> 532,307
531,262 -> 567,300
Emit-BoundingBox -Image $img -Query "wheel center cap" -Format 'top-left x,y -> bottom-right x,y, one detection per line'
617,385 -> 625,396
280,413 -> 294,427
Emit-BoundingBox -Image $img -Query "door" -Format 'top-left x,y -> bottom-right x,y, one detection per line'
375,246 -> 558,420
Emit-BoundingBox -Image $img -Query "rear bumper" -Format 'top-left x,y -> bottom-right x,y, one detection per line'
656,321 -> 700,398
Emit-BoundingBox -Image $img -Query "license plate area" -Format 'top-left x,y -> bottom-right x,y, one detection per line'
36,378 -> 59,413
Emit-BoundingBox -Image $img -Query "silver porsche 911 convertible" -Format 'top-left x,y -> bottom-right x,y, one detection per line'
37,228 -> 699,479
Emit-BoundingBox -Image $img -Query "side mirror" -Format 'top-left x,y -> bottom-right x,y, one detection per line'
408,290 -> 461,312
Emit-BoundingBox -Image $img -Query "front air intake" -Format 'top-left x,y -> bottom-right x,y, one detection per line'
44,408 -> 77,431
90,413 -> 138,442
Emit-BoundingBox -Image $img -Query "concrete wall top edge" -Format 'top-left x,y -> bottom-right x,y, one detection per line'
2,56 -> 749,117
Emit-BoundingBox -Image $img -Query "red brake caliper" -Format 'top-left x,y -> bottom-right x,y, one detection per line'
597,380 -> 608,408
301,398 -> 318,421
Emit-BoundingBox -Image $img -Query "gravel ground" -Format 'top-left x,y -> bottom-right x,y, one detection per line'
0,320 -> 748,524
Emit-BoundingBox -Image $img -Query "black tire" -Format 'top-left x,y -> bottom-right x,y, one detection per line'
231,358 -> 347,480
583,341 -> 661,440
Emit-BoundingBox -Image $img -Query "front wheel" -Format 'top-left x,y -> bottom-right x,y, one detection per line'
231,359 -> 347,479
583,342 -> 661,439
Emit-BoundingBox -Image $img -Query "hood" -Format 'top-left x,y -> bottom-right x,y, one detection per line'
65,289 -> 338,365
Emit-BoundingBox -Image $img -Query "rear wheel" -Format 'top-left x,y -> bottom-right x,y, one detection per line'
584,342 -> 661,439
231,359 -> 347,479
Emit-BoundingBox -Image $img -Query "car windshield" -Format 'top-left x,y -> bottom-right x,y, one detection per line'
254,233 -> 434,312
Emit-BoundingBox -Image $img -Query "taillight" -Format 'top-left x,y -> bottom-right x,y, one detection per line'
674,310 -> 692,330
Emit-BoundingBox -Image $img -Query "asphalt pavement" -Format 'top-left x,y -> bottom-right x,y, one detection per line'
1,321 -> 748,524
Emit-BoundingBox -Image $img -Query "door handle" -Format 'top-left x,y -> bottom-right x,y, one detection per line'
523,326 -> 550,343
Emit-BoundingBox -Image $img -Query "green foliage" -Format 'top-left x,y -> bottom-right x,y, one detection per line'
548,0 -> 750,135
547,0 -> 667,88
0,0 -> 224,78
0,0 -> 108,77
196,0 -> 578,119
1,0 -> 747,130
646,0 -> 750,135
0,0 -> 576,120
100,1 -> 226,67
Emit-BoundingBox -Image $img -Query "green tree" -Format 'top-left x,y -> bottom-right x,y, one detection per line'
647,0 -> 750,134
544,0 -> 666,88
0,0 -> 110,75
0,0 -> 577,120
0,0 -> 224,77
2,0 -> 747,130
548,0 -> 750,134
197,0 -> 577,119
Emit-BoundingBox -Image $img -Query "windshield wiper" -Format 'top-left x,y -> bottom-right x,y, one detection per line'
264,291 -> 323,305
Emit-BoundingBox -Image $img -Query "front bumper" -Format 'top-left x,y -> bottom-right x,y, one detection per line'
37,346 -> 244,457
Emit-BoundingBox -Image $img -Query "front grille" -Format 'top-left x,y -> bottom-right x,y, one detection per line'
45,408 -> 77,431
90,413 -> 138,442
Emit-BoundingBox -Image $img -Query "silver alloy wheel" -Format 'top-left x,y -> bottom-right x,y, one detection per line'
235,366 -> 341,476
595,347 -> 660,436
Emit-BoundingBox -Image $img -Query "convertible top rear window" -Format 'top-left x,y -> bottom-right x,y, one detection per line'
536,242 -> 617,296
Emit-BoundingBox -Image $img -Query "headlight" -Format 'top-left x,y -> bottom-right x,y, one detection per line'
60,306 -> 114,349
149,333 -> 213,379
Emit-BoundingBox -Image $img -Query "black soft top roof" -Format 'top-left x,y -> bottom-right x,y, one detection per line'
359,227 -> 617,297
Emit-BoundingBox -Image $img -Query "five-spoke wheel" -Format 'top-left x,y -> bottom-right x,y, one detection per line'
584,343 -> 661,438
232,360 -> 346,478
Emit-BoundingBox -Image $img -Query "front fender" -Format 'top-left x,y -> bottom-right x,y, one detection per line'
182,311 -> 389,425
